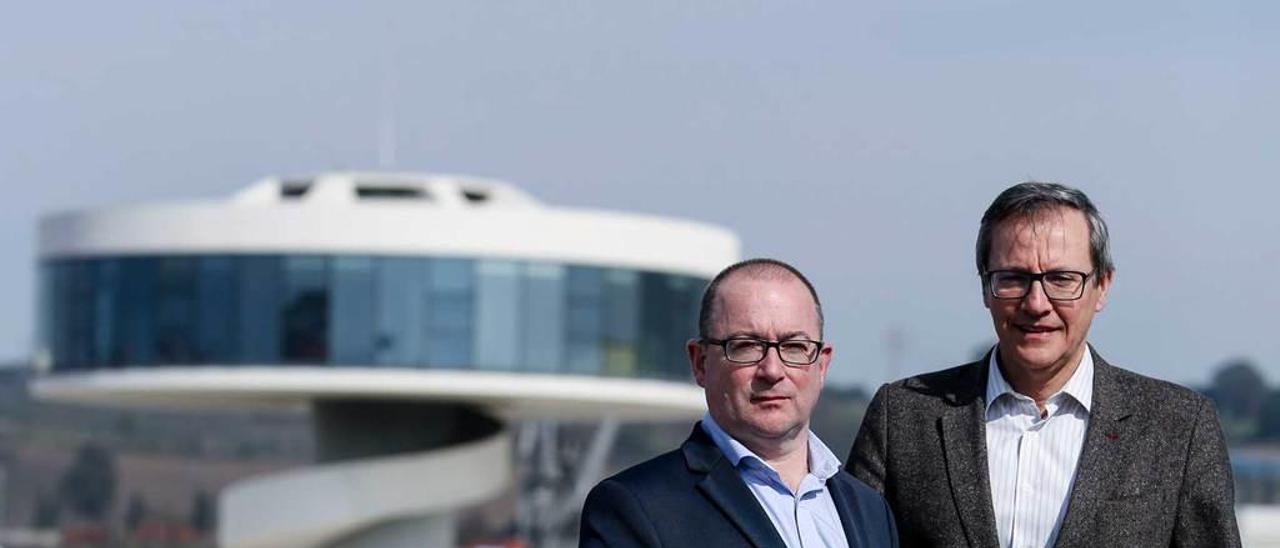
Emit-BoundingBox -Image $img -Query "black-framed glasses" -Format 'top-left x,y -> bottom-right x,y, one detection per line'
702,337 -> 824,367
983,269 -> 1094,301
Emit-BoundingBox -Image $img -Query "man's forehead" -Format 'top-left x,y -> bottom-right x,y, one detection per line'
711,276 -> 819,327
994,208 -> 1088,245
715,273 -> 812,303
987,209 -> 1093,271
1000,205 -> 1074,227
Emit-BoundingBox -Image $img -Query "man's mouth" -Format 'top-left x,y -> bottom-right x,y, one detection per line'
751,395 -> 790,403
1015,324 -> 1058,335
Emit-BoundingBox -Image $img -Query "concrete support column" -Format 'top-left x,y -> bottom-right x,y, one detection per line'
311,400 -> 498,462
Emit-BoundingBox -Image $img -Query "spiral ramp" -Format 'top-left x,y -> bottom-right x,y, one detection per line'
34,368 -> 707,547
220,421 -> 510,548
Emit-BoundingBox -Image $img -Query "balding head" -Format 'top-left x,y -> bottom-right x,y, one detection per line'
697,258 -> 824,340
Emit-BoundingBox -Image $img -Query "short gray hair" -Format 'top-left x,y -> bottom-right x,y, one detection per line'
976,181 -> 1115,281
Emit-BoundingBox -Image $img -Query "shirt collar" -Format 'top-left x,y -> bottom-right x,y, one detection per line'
699,412 -> 842,481
985,345 -> 1094,413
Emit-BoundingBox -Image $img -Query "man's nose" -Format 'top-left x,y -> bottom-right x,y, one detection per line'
1020,280 -> 1053,314
754,347 -> 787,382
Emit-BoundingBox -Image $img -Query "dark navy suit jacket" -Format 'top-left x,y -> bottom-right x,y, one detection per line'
580,423 -> 899,548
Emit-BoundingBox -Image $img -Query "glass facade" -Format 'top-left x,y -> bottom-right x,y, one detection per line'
39,255 -> 706,381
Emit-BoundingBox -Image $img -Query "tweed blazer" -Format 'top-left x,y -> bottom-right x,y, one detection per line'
581,423 -> 899,548
848,349 -> 1241,548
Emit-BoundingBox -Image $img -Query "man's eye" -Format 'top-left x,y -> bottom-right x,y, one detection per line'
778,342 -> 808,353
994,275 -> 1028,287
1045,273 -> 1079,287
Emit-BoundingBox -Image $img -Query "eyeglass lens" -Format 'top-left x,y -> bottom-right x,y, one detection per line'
724,339 -> 819,365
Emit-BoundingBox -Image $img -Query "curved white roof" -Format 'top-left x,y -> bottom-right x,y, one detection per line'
39,172 -> 739,278
32,367 -> 707,421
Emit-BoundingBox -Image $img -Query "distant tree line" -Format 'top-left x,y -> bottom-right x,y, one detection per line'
32,441 -> 216,539
35,443 -> 117,527
1205,358 -> 1280,443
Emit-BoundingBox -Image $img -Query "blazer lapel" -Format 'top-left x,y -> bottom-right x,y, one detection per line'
683,425 -> 788,548
1053,354 -> 1139,548
940,358 -> 1000,548
827,476 -> 865,548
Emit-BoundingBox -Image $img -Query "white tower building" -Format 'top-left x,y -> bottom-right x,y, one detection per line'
32,172 -> 739,547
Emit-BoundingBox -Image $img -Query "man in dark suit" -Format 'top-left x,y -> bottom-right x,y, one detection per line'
581,258 -> 898,548
849,182 -> 1241,547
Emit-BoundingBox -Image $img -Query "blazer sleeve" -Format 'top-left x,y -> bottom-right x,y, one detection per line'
847,383 -> 890,494
579,478 -> 662,548
1172,397 -> 1242,547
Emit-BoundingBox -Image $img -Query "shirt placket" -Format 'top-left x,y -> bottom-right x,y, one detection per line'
792,492 -> 805,548
795,476 -> 827,548
755,464 -> 805,548
1011,404 -> 1044,548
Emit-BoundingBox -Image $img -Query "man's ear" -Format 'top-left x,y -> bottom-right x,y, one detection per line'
1094,270 -> 1114,312
817,342 -> 834,384
688,339 -> 707,387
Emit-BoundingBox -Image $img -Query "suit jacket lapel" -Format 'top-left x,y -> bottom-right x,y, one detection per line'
828,475 -> 866,548
1053,353 -> 1139,548
940,357 -> 1000,548
683,425 -> 788,548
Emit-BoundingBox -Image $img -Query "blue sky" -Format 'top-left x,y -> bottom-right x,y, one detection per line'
2,1 -> 1277,387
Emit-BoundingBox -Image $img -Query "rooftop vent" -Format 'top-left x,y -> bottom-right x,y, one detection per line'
356,186 -> 428,200
280,180 -> 313,199
235,173 -> 541,207
461,188 -> 490,204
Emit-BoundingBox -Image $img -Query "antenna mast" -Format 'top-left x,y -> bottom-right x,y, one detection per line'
377,51 -> 397,169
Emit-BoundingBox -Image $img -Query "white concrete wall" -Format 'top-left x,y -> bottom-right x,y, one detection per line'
1240,505 -> 1280,547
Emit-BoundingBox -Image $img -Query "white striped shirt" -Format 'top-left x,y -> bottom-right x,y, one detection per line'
985,349 -> 1093,548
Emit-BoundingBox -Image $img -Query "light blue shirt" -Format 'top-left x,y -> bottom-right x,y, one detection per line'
701,413 -> 851,548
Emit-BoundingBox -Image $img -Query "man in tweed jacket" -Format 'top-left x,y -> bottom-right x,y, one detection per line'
849,182 -> 1240,547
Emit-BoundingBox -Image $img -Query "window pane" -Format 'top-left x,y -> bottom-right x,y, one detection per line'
426,259 -> 474,367
238,256 -> 281,363
566,267 -> 604,374
48,262 -> 73,369
474,261 -> 521,370
107,259 -> 154,368
522,263 -> 565,372
373,258 -> 426,366
640,273 -> 701,380
281,256 -> 329,362
602,270 -> 639,376
330,256 -> 376,364
91,260 -> 119,367
117,258 -> 157,367
154,257 -> 200,363
196,256 -> 237,363
36,263 -> 52,368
